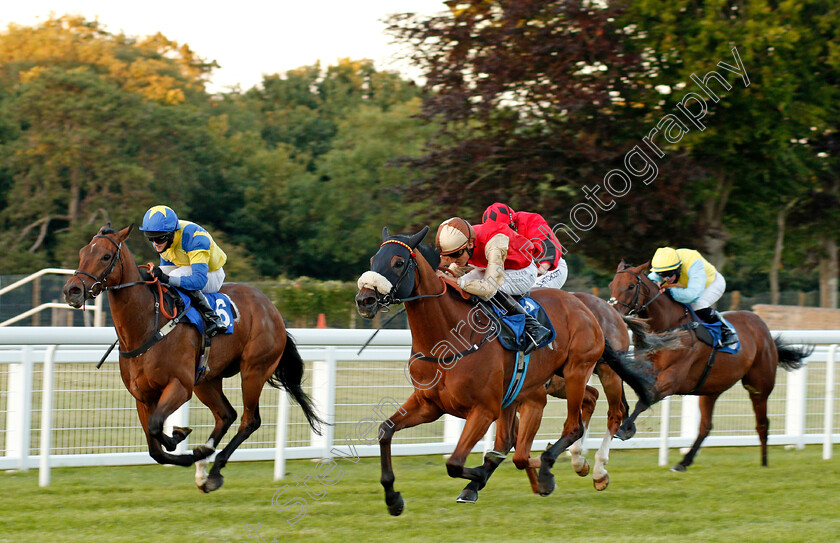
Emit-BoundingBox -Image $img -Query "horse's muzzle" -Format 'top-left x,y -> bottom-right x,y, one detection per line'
355,288 -> 379,319
63,278 -> 86,309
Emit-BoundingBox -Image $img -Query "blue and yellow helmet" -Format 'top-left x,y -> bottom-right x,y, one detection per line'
651,247 -> 681,274
139,205 -> 179,237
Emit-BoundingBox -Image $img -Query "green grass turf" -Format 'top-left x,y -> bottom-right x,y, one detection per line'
1,446 -> 838,543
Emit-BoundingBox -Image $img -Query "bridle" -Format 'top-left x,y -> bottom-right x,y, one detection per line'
370,239 -> 447,309
72,234 -> 149,300
608,269 -> 663,316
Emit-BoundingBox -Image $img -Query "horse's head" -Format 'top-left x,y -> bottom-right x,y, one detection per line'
608,259 -> 658,316
63,223 -> 134,308
355,226 -> 434,318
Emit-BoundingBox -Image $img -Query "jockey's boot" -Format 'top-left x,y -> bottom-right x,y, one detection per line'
186,290 -> 226,337
695,307 -> 737,347
494,292 -> 552,354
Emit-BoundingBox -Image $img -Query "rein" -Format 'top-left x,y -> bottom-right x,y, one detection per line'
608,269 -> 664,316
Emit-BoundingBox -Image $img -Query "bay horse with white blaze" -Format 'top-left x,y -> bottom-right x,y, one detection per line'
608,260 -> 811,471
355,226 -> 646,515
63,224 -> 323,491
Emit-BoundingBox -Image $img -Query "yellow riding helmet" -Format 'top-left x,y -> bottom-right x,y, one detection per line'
651,247 -> 681,273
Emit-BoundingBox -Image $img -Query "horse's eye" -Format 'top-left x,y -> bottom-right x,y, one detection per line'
102,254 -> 112,262
394,259 -> 404,269
628,284 -> 635,290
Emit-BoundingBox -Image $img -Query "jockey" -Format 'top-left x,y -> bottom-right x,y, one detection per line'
436,217 -> 552,354
648,247 -> 736,346
138,205 -> 227,337
482,202 -> 568,289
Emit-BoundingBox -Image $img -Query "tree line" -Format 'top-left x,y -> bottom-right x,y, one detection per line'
0,4 -> 838,305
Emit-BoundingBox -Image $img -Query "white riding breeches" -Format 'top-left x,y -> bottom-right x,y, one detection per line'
535,258 -> 568,289
690,272 -> 726,310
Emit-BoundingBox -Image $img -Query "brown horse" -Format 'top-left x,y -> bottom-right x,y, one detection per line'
543,292 -> 642,488
608,261 -> 811,471
63,224 -> 322,491
355,226 -> 646,515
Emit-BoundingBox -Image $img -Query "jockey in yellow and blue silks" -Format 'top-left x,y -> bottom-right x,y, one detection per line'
648,247 -> 736,346
139,205 -> 227,337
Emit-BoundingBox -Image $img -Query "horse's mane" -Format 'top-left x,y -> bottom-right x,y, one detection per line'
100,226 -> 117,235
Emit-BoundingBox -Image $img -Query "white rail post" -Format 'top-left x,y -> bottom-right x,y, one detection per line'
274,390 -> 289,481
679,396 -> 700,454
94,296 -> 105,327
443,415 -> 464,446
310,347 -> 336,458
824,345 -> 836,460
7,346 -> 34,471
39,345 -> 57,487
658,396 -> 672,466
786,362 -> 808,449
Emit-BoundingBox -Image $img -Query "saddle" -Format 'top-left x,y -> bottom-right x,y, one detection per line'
679,304 -> 740,354
481,295 -> 556,353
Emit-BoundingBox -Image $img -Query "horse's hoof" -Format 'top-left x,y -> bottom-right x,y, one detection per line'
615,422 -> 636,441
537,472 -> 555,496
594,474 -> 610,491
386,492 -> 405,516
456,489 -> 478,503
670,464 -> 687,473
575,459 -> 590,478
200,473 -> 224,493
172,426 -> 193,443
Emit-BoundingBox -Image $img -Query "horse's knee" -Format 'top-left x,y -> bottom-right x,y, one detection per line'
512,457 -> 530,470
149,447 -> 169,465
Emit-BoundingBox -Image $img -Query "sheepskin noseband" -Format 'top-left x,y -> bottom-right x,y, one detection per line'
357,271 -> 394,295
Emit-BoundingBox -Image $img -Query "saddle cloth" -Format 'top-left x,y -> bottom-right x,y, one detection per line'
174,289 -> 236,335
683,304 -> 740,354
483,295 -> 556,352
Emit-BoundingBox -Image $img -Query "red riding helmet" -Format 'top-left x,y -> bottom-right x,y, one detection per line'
482,202 -> 516,230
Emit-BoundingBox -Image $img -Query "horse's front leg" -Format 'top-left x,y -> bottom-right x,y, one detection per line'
380,393 -> 443,516
135,399 -> 195,467
444,405 -> 498,484
456,407 -> 518,504
146,379 -> 196,464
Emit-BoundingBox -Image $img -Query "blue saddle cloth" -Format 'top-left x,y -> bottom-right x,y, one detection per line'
487,296 -> 556,352
683,304 -> 740,354
175,289 -> 235,335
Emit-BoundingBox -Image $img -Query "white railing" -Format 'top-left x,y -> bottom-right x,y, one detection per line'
0,327 -> 837,487
0,269 -> 105,327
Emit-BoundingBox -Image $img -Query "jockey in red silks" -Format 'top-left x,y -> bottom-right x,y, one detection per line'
435,216 -> 551,354
482,202 -> 568,290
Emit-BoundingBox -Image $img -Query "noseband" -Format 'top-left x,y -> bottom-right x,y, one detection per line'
608,269 -> 663,316
72,234 -> 125,300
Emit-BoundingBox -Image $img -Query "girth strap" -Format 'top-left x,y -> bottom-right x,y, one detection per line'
119,313 -> 186,358
501,351 -> 530,408
689,346 -> 718,395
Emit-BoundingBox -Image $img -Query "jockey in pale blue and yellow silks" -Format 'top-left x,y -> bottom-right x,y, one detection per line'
138,205 -> 227,336
648,247 -> 735,346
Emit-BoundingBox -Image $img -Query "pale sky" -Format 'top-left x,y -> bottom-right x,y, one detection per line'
0,0 -> 447,93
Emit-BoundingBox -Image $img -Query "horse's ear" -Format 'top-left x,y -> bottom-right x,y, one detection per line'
408,226 -> 430,249
98,222 -> 112,235
382,227 -> 390,242
617,259 -> 628,271
118,224 -> 134,241
639,261 -> 651,272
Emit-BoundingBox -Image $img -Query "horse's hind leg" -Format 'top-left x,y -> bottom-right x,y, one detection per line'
673,393 -> 719,472
191,377 -> 238,488
510,394 -> 548,495
592,366 -> 628,490
747,390 -> 771,466
202,372 -> 267,493
568,384 -> 598,479
380,393 -> 443,516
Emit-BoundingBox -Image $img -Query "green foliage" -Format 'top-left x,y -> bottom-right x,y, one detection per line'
257,277 -> 359,328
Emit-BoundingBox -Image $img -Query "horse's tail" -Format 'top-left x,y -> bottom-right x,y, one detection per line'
774,336 -> 813,372
269,332 -> 325,435
601,337 -> 659,406
622,315 -> 684,353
